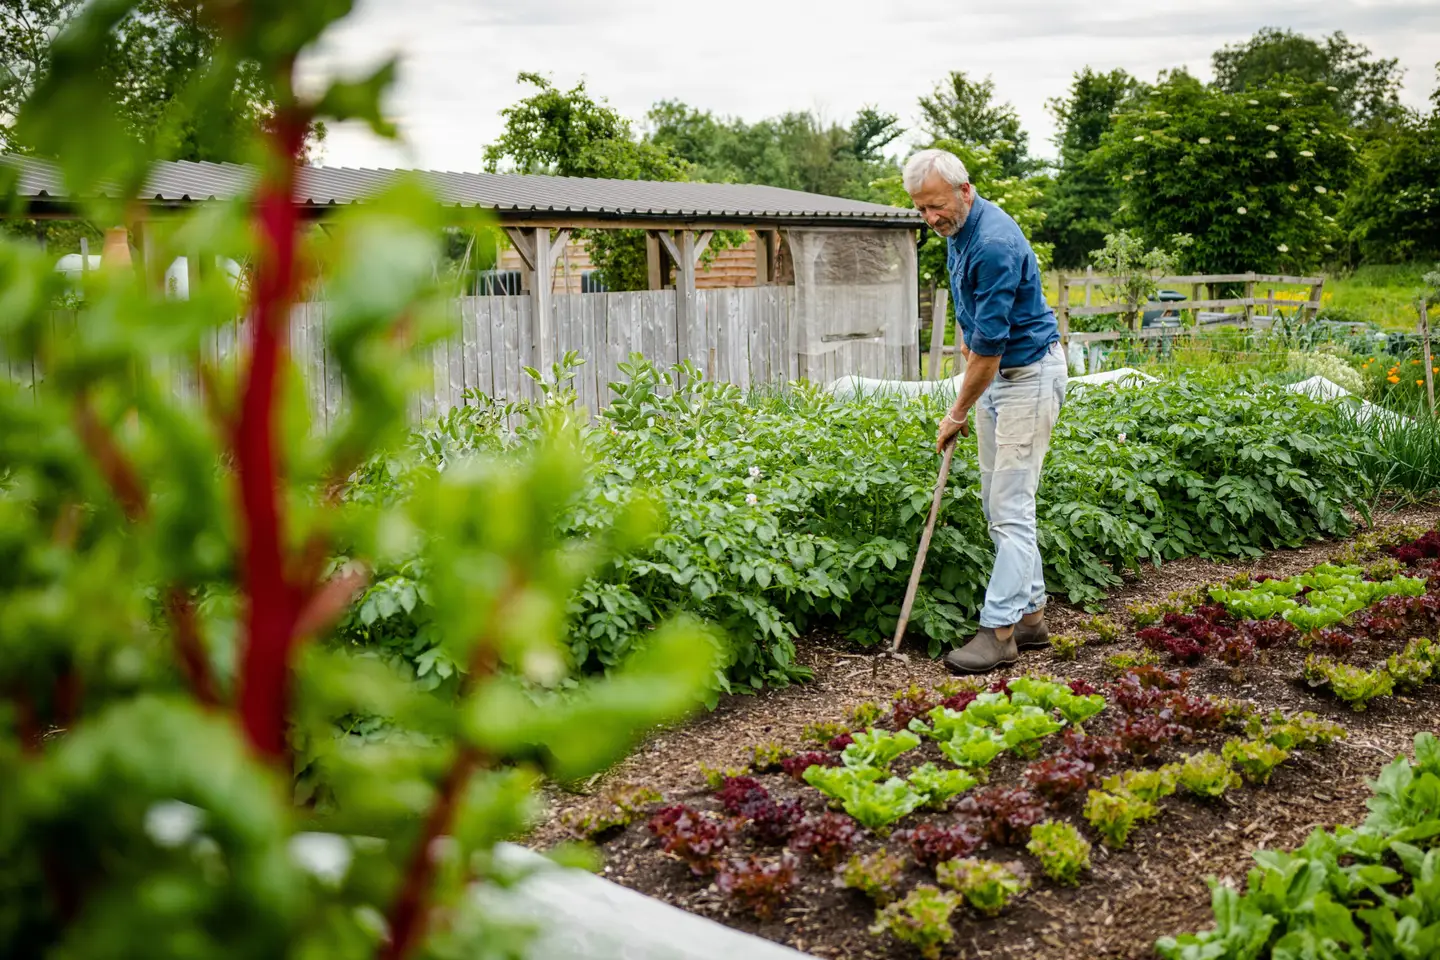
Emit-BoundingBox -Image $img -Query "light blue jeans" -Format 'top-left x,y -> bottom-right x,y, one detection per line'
975,342 -> 1068,628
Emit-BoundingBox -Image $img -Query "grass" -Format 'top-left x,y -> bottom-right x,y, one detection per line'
1325,264 -> 1432,332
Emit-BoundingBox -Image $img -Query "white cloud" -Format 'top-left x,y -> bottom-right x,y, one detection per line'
297,0 -> 1440,172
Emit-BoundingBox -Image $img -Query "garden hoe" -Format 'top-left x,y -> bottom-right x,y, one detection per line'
874,439 -> 956,676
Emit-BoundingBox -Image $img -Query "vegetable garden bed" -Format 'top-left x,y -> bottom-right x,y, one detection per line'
532,510 -> 1440,959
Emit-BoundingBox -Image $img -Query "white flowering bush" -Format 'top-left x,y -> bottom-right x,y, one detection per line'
1097,78 -> 1357,273
1287,350 -> 1366,393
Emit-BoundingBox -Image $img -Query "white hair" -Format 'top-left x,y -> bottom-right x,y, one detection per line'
902,149 -> 970,195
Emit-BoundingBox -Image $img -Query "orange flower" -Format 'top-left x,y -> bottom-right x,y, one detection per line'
1417,379 -> 1424,386
1388,375 -> 1400,383
1413,359 -> 1421,365
1433,367 -> 1438,374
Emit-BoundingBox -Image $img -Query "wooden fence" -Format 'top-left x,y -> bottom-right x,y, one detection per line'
6,286 -> 920,426
1055,271 -> 1326,344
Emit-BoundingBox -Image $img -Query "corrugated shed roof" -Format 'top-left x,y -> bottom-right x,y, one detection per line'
2,155 -> 921,227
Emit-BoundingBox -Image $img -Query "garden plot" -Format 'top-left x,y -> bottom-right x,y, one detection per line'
532,515 -> 1440,960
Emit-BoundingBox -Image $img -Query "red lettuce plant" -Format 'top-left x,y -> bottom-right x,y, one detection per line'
1059,729 -> 1125,768
1212,632 -> 1257,669
790,812 -> 861,868
717,852 -> 799,918
716,776 -> 770,817
957,787 -> 1047,845
895,821 -> 986,868
828,732 -> 856,751
649,804 -> 736,875
1239,618 -> 1298,649
1067,679 -> 1099,697
1022,756 -> 1096,801
1115,714 -> 1185,758
748,797 -> 807,846
781,751 -> 839,781
1307,627 -> 1356,655
940,689 -> 980,713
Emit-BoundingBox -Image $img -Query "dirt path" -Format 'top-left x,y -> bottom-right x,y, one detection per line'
530,504 -> 1440,959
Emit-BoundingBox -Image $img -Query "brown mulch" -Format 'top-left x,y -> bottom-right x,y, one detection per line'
528,504 -> 1440,959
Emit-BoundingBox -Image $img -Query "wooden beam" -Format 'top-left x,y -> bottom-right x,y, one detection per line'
693,231 -> 714,264
527,227 -> 556,378
1056,274 -> 1070,344
646,232 -> 663,290
655,229 -> 682,266
927,286 -> 949,380
504,227 -> 538,272
754,230 -> 770,286
547,228 -> 570,266
676,231 -> 697,367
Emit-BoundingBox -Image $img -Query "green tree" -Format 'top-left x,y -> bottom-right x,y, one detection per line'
1038,67 -> 1148,268
1212,27 -> 1403,128
1343,66 -> 1440,264
2,1 -> 716,956
486,73 -> 703,291
916,71 -> 1035,178
645,101 -> 901,201
1097,76 -> 1359,274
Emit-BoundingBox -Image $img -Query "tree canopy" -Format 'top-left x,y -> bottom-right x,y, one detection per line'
915,70 -> 1036,179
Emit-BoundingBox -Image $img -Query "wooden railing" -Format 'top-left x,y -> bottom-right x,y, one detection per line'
1055,271 -> 1326,344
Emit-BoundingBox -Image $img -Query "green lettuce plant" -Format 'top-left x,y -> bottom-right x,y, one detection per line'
839,850 -> 908,905
1026,820 -> 1093,886
936,857 -> 1031,917
1176,752 -> 1241,798
1222,738 -> 1291,786
907,763 -> 979,809
1303,655 -> 1395,711
868,884 -> 962,960
842,728 -> 921,770
1084,790 -> 1159,849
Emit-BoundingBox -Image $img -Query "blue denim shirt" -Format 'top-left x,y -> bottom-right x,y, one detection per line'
946,194 -> 1059,368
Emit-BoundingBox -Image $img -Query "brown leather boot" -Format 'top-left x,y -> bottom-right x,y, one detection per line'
943,626 -> 1019,674
1014,618 -> 1049,651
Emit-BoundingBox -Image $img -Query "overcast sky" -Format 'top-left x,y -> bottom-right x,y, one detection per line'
295,0 -> 1440,173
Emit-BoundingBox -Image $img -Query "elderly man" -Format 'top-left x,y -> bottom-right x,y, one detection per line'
904,148 -> 1067,674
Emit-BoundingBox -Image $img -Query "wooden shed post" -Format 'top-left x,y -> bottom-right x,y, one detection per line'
646,231 -> 663,290
657,229 -> 713,369
504,226 -> 569,375
927,287 -> 949,379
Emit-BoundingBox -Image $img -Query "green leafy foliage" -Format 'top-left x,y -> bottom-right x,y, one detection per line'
1084,789 -> 1160,849
749,740 -> 792,772
1097,76 -> 1361,274
1386,638 -> 1438,693
868,884 -> 962,960
842,728 -> 921,771
906,763 -> 979,809
1086,615 -> 1125,644
1246,710 -> 1348,751
1103,766 -> 1180,804
0,6 -> 720,957
1176,752 -> 1242,798
560,783 -> 663,839
699,764 -> 752,790
1106,649 -> 1163,674
1303,655 -> 1395,711
804,765 -> 925,833
1049,632 -> 1085,660
936,857 -> 1031,917
840,850 -> 908,906
1026,820 -> 1094,886
802,721 -> 850,745
1222,738 -> 1292,786
1157,733 -> 1440,958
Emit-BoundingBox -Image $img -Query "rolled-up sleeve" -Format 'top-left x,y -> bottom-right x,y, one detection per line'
966,238 -> 1020,357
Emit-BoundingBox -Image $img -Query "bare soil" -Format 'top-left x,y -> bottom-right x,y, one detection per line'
529,505 -> 1440,959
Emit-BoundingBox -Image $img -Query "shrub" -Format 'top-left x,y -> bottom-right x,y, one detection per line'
1222,738 -> 1291,786
1084,789 -> 1159,849
869,885 -> 962,960
1026,820 -> 1093,885
936,857 -> 1031,917
716,852 -> 799,919
1176,752 -> 1241,798
790,812 -> 862,868
839,850 -> 908,905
